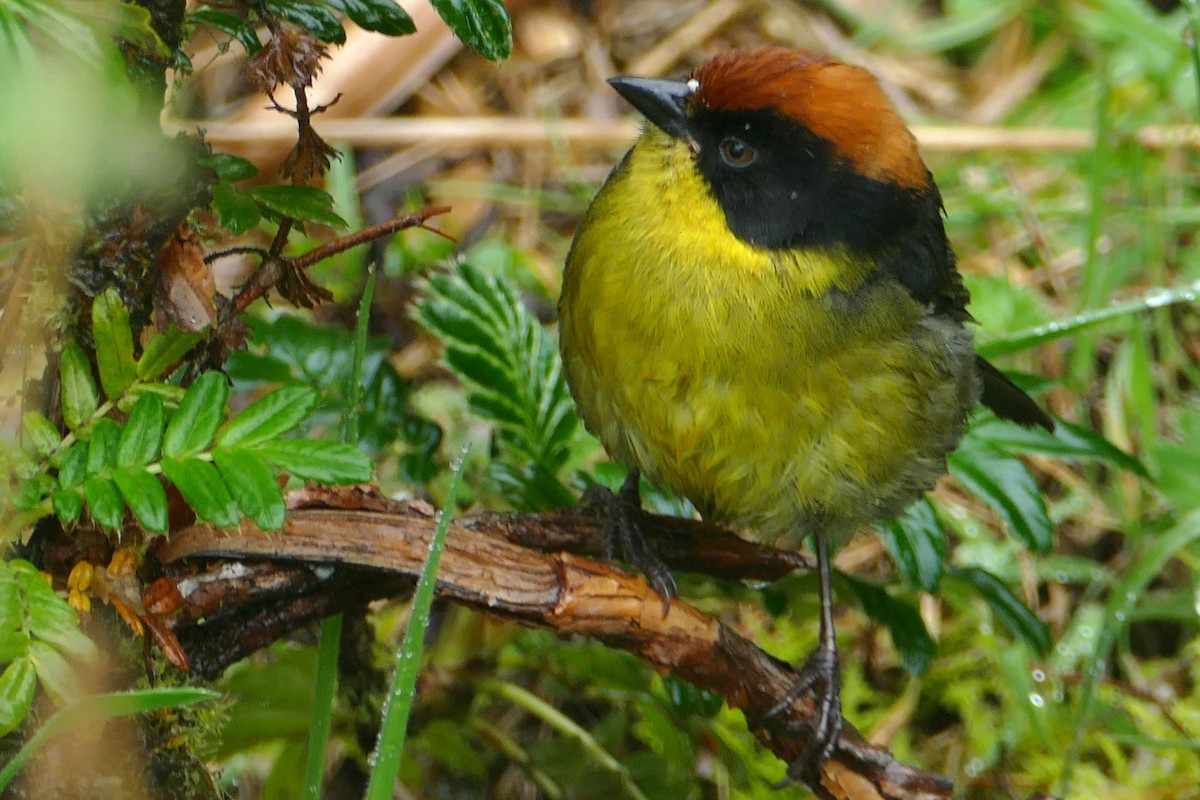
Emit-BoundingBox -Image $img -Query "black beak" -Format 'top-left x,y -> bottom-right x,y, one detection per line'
607,76 -> 693,140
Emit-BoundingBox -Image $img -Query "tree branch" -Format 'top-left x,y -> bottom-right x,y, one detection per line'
153,488 -> 951,800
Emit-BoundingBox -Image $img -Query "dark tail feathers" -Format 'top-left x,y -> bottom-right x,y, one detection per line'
976,356 -> 1054,431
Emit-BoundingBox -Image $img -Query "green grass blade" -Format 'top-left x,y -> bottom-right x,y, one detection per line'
1059,510 -> 1200,795
364,450 -> 468,800
977,280 -> 1200,359
0,688 -> 215,792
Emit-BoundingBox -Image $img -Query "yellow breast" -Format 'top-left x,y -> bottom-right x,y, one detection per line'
559,130 -> 975,542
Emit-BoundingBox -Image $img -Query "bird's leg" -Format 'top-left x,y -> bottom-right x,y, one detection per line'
598,470 -> 679,610
766,535 -> 844,788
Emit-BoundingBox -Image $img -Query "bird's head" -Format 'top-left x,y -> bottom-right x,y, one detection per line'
609,48 -> 936,254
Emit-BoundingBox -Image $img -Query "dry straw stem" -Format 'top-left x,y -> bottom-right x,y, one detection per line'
174,117 -> 1200,153
158,488 -> 950,800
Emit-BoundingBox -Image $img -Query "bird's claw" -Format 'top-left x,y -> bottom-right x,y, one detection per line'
595,473 -> 678,614
766,644 -> 844,789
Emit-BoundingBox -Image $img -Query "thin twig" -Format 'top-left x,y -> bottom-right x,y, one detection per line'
169,117 -> 1200,152
291,206 -> 453,270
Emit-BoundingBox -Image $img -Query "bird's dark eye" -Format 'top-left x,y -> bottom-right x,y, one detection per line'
719,137 -> 756,168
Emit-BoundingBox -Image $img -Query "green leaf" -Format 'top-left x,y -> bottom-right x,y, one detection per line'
217,385 -> 319,447
948,433 -> 1052,553
838,574 -> 935,676
0,658 -> 36,737
430,0 -> 512,61
250,438 -> 371,483
50,488 -> 82,525
246,185 -> 347,228
83,477 -> 124,530
92,288 -> 136,400
0,627 -> 30,667
189,7 -> 262,54
59,345 -> 98,431
28,641 -> 80,708
125,382 -> 186,409
20,574 -> 97,663
265,0 -> 347,44
325,0 -> 415,35
971,415 -> 1149,478
117,393 -> 163,467
212,182 -> 263,235
56,444 -> 87,488
21,412 -> 60,457
212,448 -> 285,530
112,468 -> 168,533
160,457 -> 240,528
137,327 -> 205,380
163,372 -> 228,458
203,152 -> 260,182
878,499 -> 944,592
415,261 -> 578,510
947,567 -> 1051,655
86,419 -> 121,475
12,476 -> 52,511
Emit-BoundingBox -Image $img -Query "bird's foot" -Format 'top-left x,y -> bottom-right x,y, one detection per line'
586,471 -> 678,612
766,644 -> 844,789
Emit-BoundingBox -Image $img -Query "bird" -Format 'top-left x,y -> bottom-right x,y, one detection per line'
557,47 -> 1053,785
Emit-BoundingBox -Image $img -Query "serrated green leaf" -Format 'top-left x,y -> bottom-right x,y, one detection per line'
83,477 -> 124,530
189,7 -> 262,54
163,372 -> 228,458
878,499 -> 944,592
137,328 -> 205,380
325,0 -> 415,35
92,288 -> 137,400
0,658 -> 36,737
60,345 -> 98,431
21,412 -> 60,457
56,444 -> 87,488
212,448 -> 285,530
117,392 -> 163,467
250,438 -> 371,483
430,0 -> 511,60
948,434 -> 1052,553
86,418 -> 121,475
217,385 -> 319,447
51,488 -> 82,525
265,0 -> 346,43
112,468 -> 168,533
416,261 -> 579,511
246,185 -> 347,228
203,152 -> 260,182
212,182 -> 263,234
947,567 -> 1051,655
838,574 -> 934,676
28,641 -> 80,708
160,457 -> 240,527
